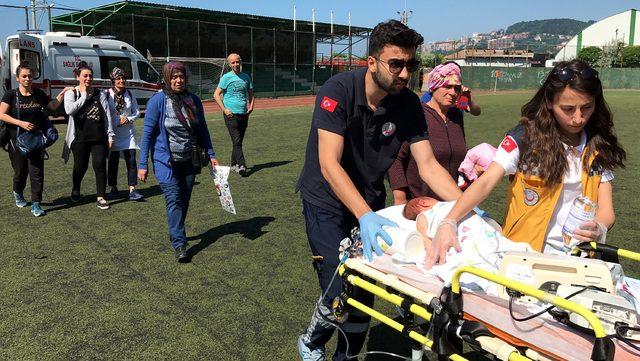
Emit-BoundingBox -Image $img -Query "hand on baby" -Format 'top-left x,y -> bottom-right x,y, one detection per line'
358,211 -> 398,262
424,219 -> 461,269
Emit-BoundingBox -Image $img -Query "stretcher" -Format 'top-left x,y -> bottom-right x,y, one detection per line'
334,235 -> 640,361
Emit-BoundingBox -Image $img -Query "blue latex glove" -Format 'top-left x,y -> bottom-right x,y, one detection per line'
473,206 -> 489,219
358,211 -> 398,262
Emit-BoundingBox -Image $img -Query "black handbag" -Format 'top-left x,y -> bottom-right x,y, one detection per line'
13,90 -> 56,155
173,95 -> 208,174
15,129 -> 47,155
191,144 -> 209,174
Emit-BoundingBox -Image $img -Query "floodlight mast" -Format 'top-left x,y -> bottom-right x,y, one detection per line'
397,0 -> 413,25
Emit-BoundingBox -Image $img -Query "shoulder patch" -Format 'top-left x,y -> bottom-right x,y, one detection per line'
500,135 -> 518,153
320,96 -> 338,113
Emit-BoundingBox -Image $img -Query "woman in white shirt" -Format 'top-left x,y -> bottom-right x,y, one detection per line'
105,67 -> 143,201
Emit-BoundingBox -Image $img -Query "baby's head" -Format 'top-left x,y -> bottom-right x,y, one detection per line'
403,196 -> 438,220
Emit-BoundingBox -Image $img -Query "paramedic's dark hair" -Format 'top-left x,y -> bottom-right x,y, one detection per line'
15,62 -> 34,77
73,61 -> 93,76
369,20 -> 424,57
519,59 -> 625,184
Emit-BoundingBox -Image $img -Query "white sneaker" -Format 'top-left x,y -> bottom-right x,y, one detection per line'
297,335 -> 326,361
13,191 -> 27,208
96,198 -> 110,210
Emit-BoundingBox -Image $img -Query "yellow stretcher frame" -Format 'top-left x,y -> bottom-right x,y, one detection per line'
339,258 -> 613,361
340,259 -> 531,361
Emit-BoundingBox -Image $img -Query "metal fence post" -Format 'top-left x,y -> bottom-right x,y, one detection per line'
165,17 -> 170,57
273,28 -> 276,97
251,27 -> 255,85
294,30 -> 297,96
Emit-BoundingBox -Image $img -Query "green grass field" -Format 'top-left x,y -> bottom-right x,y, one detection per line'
0,91 -> 638,360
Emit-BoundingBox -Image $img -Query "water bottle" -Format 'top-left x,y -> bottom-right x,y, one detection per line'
562,195 -> 597,252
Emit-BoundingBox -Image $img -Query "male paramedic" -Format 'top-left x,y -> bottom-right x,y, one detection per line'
296,20 -> 462,360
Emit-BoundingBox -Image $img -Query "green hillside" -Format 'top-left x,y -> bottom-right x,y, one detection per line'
506,18 -> 596,35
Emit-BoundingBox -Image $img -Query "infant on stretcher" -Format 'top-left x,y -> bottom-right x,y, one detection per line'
376,197 -> 533,293
376,198 -> 640,303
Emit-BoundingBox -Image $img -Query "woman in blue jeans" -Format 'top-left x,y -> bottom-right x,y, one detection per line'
137,62 -> 218,262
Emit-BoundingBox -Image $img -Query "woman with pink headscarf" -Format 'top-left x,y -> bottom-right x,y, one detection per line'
388,62 -> 471,204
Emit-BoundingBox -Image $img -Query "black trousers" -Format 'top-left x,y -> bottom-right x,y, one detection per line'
108,149 -> 138,188
8,139 -> 44,202
71,140 -> 108,198
224,113 -> 249,167
299,199 -> 374,361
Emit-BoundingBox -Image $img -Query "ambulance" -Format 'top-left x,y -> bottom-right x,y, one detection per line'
0,31 -> 162,114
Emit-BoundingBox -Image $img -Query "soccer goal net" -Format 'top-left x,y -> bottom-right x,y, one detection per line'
148,54 -> 228,100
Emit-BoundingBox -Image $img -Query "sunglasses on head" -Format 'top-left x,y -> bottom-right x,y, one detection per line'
555,67 -> 599,82
375,57 -> 421,74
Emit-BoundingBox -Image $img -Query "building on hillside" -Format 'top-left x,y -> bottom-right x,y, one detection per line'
488,38 -> 515,50
549,9 -> 639,66
445,49 -> 536,67
510,32 -> 530,40
50,1 -> 371,98
432,41 -> 457,52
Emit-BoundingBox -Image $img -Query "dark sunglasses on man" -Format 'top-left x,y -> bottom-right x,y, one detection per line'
555,67 -> 599,82
375,57 -> 421,74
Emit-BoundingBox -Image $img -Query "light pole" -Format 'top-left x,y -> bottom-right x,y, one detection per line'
397,0 -> 412,25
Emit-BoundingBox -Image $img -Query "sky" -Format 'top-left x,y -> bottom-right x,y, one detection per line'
0,0 -> 638,50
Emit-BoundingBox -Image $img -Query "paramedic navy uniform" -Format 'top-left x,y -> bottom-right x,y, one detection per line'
296,67 -> 427,360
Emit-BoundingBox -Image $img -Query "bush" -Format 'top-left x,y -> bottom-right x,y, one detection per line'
622,46 -> 640,68
577,46 -> 602,66
419,53 -> 445,68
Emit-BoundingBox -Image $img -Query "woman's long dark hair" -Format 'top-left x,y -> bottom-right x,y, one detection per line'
519,59 -> 625,185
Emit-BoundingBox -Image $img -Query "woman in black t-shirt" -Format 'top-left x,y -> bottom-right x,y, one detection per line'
0,63 -> 71,217
63,61 -> 115,210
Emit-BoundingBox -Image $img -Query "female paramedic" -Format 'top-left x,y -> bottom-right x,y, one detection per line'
425,59 -> 626,268
0,63 -> 72,217
137,62 -> 218,263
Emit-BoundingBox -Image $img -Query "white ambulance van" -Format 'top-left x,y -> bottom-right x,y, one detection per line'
0,31 -> 161,114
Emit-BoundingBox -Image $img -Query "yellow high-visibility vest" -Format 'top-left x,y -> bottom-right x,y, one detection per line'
502,152 -> 601,252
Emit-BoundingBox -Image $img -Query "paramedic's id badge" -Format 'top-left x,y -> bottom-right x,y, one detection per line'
523,188 -> 539,206
381,122 -> 396,137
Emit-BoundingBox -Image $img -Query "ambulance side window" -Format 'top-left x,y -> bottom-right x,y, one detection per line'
137,61 -> 160,84
99,56 -> 132,80
20,50 -> 41,79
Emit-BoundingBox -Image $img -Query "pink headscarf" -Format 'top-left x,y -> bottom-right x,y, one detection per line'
427,63 -> 462,93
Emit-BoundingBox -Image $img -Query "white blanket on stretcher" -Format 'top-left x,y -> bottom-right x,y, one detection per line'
376,202 -> 531,295
376,203 -> 640,313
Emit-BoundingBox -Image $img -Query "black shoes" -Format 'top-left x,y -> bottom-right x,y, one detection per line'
108,187 -> 119,200
174,245 -> 189,263
238,165 -> 248,177
70,189 -> 81,203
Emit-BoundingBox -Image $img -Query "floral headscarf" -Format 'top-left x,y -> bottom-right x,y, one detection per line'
427,63 -> 462,93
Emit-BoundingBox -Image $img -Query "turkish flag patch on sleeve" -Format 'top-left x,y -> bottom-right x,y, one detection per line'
320,96 -> 338,113
500,135 -> 518,153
